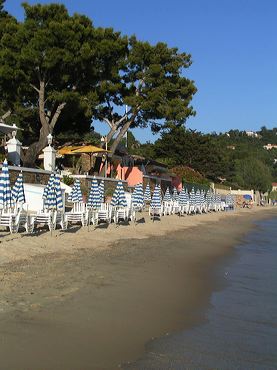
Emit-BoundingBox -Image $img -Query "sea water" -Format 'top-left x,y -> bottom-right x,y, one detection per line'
125,217 -> 277,370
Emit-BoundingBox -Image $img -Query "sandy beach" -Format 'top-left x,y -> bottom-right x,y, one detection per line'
0,207 -> 276,370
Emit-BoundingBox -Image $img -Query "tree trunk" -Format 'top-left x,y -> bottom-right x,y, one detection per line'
22,124 -> 51,167
22,80 -> 66,167
106,125 -> 118,143
110,119 -> 133,155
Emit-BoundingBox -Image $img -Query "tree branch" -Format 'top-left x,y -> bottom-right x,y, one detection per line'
38,81 -> 48,128
114,109 -> 132,127
103,117 -> 114,129
30,83 -> 40,93
110,115 -> 136,154
1,110 -> 12,120
49,102 -> 66,130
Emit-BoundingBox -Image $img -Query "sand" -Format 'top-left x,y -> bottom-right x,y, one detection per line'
0,206 -> 276,369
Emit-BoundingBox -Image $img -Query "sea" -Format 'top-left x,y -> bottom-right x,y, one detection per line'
125,216 -> 277,370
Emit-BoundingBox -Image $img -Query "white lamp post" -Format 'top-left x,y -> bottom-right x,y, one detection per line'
6,130 -> 22,166
43,133 -> 56,171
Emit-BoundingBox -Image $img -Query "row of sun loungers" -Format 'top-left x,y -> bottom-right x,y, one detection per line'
149,199 -> 229,221
0,159 -> 234,235
0,197 -> 232,234
0,202 -> 140,234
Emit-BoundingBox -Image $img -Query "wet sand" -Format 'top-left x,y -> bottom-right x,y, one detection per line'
0,207 -> 276,369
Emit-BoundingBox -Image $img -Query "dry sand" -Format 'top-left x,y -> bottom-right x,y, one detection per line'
0,206 -> 276,370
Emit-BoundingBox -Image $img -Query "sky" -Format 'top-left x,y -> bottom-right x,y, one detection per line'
5,0 -> 277,143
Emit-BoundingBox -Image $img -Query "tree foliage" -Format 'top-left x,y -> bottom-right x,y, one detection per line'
95,36 -> 197,153
153,126 -> 230,181
0,1 -> 196,164
131,125 -> 276,191
234,158 -> 272,192
0,2 -> 127,165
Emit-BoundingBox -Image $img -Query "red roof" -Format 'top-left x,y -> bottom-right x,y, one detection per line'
272,182 -> 277,186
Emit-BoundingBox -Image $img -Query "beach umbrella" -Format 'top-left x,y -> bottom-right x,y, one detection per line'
210,191 -> 213,201
231,194 -> 235,207
111,180 -> 127,207
43,173 -> 63,210
189,187 -> 196,206
206,189 -> 211,208
216,193 -> 221,209
99,180 -> 105,203
43,174 -> 55,210
11,171 -> 25,206
144,183 -> 151,202
172,187 -> 178,202
0,159 -> 12,210
211,191 -> 215,207
53,174 -> 63,210
70,145 -> 108,170
163,187 -> 172,202
150,184 -> 162,209
214,193 -> 218,209
200,190 -> 205,207
68,179 -> 83,203
201,190 -> 206,211
131,185 -> 137,204
43,173 -> 55,200
132,183 -> 144,208
179,187 -> 189,206
87,177 -> 101,209
195,189 -> 201,208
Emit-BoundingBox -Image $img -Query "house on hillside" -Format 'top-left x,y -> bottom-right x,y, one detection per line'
263,143 -> 277,150
245,131 -> 261,138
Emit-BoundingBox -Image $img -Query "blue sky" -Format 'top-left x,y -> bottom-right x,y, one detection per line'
5,0 -> 277,143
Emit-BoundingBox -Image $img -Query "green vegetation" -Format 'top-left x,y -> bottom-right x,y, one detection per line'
132,126 -> 277,192
269,191 -> 277,200
62,175 -> 74,186
170,165 -> 210,186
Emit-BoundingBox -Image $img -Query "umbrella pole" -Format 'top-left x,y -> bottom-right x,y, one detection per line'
50,210 -> 53,237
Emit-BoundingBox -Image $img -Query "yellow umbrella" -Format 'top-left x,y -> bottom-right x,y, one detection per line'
71,145 -> 110,171
71,145 -> 109,154
58,146 -> 83,155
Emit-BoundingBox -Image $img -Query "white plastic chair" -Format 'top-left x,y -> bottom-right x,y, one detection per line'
162,201 -> 172,215
32,211 -> 54,232
0,209 -> 19,233
17,210 -> 33,232
179,202 -> 189,216
114,207 -> 128,224
171,201 -> 180,215
96,203 -> 112,224
53,211 -> 68,230
65,202 -> 87,227
87,208 -> 99,226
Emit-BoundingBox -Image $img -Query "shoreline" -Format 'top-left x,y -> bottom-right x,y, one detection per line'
0,207 -> 276,369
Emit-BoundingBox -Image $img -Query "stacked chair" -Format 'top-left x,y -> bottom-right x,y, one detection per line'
32,173 -> 67,232
65,179 -> 87,227
149,184 -> 162,221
